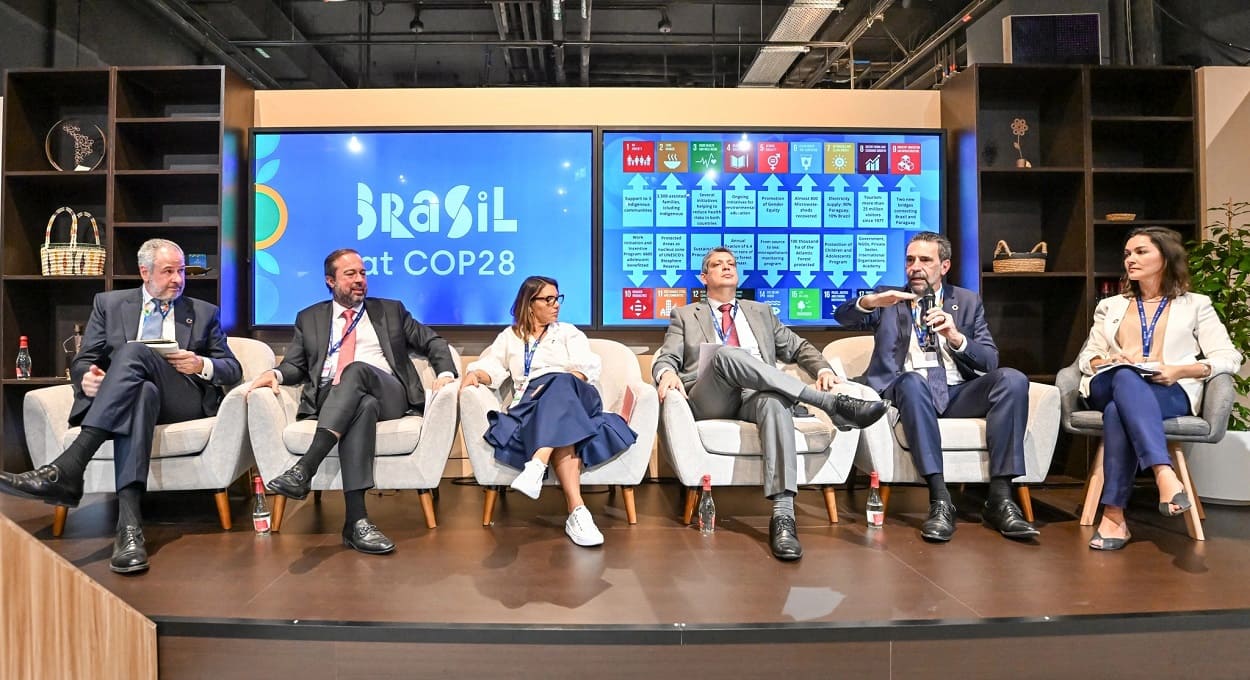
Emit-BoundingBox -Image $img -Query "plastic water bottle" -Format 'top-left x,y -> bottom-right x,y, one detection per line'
866,471 -> 884,528
697,474 -> 716,535
15,336 -> 31,379
252,476 -> 272,535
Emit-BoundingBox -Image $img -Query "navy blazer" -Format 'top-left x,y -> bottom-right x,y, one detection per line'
276,297 -> 458,420
833,284 -> 999,394
70,289 -> 242,425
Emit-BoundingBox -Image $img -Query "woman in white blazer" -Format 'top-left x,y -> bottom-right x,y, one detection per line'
1078,227 -> 1242,550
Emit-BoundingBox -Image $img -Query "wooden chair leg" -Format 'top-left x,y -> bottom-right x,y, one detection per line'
1171,444 -> 1205,541
1080,443 -> 1106,526
52,506 -> 68,537
622,486 -> 638,524
272,495 -> 287,532
213,490 -> 233,531
682,487 -> 697,525
418,489 -> 437,529
482,487 -> 498,526
313,490 -> 323,504
1016,485 -> 1034,523
821,486 -> 839,523
879,485 -> 891,520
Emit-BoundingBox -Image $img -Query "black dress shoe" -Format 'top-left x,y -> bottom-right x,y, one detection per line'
342,519 -> 396,555
824,394 -> 891,432
769,515 -> 803,561
921,500 -> 956,542
110,525 -> 149,574
0,464 -> 83,507
983,498 -> 1040,539
266,466 -> 311,500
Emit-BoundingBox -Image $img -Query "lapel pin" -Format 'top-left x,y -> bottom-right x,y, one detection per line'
951,304 -> 959,311
185,318 -> 192,324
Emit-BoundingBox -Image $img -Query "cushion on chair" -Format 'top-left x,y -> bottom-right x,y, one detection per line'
696,417 -> 833,455
1070,410 -> 1213,438
63,419 -> 214,460
891,416 -> 987,451
281,416 -> 425,457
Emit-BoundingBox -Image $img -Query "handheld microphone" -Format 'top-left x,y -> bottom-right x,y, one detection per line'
919,282 -> 938,352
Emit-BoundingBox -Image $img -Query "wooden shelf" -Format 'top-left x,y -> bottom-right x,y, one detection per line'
981,272 -> 1087,279
1,275 -> 106,282
1090,115 -> 1194,123
1,377 -> 71,386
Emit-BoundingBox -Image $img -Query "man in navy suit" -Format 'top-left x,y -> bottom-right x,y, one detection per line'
249,248 -> 457,555
0,239 -> 242,573
835,232 -> 1038,542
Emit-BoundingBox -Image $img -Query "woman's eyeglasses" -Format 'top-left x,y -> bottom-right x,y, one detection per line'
532,294 -> 565,306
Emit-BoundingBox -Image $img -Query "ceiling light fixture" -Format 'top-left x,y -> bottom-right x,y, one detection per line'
657,7 -> 672,34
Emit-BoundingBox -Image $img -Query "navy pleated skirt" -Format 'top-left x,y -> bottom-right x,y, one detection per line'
485,372 -> 637,471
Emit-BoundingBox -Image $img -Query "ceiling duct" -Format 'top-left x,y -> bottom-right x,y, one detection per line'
739,0 -> 843,87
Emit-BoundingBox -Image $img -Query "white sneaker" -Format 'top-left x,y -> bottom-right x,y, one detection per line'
565,505 -> 605,547
509,459 -> 546,499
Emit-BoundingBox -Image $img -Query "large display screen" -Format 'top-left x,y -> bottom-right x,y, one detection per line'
600,129 -> 944,327
250,129 -> 594,327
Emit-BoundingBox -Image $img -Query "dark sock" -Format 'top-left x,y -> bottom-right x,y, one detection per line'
116,484 -> 143,529
799,386 -> 833,410
988,477 -> 1012,504
52,426 -> 109,480
297,429 -> 339,477
770,491 -> 796,518
926,473 -> 952,504
344,489 -> 368,528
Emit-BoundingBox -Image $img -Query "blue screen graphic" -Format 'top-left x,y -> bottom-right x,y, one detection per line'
251,130 -> 594,327
601,130 -> 944,327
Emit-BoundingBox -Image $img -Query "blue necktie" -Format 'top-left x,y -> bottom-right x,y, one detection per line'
141,300 -> 170,340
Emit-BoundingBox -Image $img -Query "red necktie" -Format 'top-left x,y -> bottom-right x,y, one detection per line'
718,303 -> 740,347
333,309 -> 356,385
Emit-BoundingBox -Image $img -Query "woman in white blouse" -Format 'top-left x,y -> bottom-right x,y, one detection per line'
461,276 -> 636,547
1078,227 -> 1242,550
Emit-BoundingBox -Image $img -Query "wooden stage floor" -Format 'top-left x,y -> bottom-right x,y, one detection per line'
6,479 -> 1250,678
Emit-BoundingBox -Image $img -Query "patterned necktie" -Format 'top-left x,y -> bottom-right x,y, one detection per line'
141,300 -> 170,340
332,309 -> 357,385
718,303 -> 740,347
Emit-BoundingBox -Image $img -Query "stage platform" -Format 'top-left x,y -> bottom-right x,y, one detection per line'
5,479 -> 1250,678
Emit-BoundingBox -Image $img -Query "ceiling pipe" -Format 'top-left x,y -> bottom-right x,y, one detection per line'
799,0 -> 895,88
134,0 -> 279,88
232,37 -> 848,48
869,0 -> 1000,89
580,0 -> 593,85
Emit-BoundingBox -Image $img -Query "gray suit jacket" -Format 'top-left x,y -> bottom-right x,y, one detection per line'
652,298 -> 830,389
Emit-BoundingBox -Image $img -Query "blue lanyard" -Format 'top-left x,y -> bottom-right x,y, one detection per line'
911,289 -> 943,346
522,325 -> 549,378
712,302 -> 738,345
1137,297 -> 1169,357
327,308 -> 365,357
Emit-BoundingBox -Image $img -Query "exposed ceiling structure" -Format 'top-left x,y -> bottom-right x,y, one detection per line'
133,0 -> 993,89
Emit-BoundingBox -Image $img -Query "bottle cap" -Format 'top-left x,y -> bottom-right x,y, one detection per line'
701,473 -> 711,490
19,336 -> 28,347
253,475 -> 265,491
869,471 -> 879,486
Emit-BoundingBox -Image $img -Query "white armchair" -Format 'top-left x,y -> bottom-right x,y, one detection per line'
823,336 -> 1060,521
656,356 -> 862,524
247,348 -> 461,531
459,339 -> 659,526
23,337 -> 276,536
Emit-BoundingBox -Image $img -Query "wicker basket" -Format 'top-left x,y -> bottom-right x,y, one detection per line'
40,207 -> 105,276
991,240 -> 1047,273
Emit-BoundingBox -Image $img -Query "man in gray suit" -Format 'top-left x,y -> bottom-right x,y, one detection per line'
654,247 -> 888,560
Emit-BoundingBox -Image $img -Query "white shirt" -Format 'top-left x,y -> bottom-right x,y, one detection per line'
856,286 -> 965,385
706,297 -> 762,362
319,301 -> 390,382
139,288 -> 214,381
467,322 -> 601,388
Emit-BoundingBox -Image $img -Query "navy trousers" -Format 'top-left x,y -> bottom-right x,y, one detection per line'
881,367 -> 1029,479
80,342 -> 211,490
1086,367 -> 1190,508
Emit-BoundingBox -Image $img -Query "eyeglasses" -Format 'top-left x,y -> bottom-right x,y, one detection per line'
532,294 -> 565,306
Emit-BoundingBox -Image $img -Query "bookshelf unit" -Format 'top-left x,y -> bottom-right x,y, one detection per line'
0,66 -> 252,471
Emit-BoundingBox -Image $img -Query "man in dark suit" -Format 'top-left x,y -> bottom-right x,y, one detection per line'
0,239 -> 241,573
654,247 -> 888,561
834,231 -> 1038,542
248,248 -> 457,555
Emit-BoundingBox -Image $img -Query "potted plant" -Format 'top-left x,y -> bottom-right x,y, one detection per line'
1185,199 -> 1250,503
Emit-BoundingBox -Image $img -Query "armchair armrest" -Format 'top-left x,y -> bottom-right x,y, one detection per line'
657,391 -> 708,486
196,382 -> 257,488
410,379 -> 461,484
1055,362 -> 1086,433
23,384 -> 75,467
1022,382 -> 1061,483
1198,373 -> 1236,443
459,384 -> 505,482
247,386 -> 297,483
